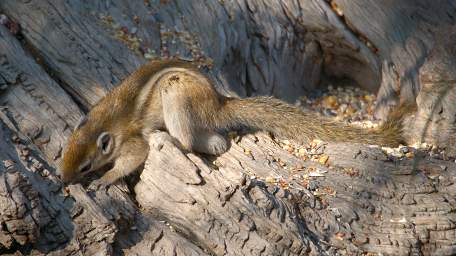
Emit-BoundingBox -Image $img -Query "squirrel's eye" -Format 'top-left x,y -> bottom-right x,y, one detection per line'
79,161 -> 92,173
97,132 -> 113,155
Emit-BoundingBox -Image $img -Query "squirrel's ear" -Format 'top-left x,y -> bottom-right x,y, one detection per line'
97,132 -> 113,155
74,116 -> 87,131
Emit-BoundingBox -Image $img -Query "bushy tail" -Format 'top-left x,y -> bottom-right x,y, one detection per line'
221,96 -> 410,147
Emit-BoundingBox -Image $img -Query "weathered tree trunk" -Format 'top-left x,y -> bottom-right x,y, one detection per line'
0,0 -> 455,255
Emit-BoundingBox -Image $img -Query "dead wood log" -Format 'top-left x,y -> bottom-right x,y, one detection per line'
136,132 -> 456,255
0,0 -> 455,255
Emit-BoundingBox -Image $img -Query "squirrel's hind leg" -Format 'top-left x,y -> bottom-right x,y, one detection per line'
192,130 -> 228,155
160,75 -> 228,155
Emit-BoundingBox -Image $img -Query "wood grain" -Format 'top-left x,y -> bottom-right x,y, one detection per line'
0,0 -> 455,255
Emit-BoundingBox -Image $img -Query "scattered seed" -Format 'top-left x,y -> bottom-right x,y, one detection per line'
319,155 -> 329,165
335,232 -> 345,241
405,152 -> 415,158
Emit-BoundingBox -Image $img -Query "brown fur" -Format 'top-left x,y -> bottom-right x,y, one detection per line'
60,59 -> 411,186
222,97 -> 413,147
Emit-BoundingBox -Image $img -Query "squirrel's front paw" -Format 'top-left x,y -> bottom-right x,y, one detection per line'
88,179 -> 109,191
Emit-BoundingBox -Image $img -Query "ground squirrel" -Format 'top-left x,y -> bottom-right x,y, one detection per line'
59,59 -> 408,186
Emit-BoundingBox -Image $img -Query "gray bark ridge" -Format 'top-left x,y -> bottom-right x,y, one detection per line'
136,132 -> 456,256
0,0 -> 456,255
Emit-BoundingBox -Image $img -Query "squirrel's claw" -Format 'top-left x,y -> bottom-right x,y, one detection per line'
88,179 -> 109,192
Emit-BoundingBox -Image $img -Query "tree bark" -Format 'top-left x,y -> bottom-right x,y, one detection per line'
0,0 -> 455,255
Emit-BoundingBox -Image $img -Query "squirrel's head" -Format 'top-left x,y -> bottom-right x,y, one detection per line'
59,116 -> 117,183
